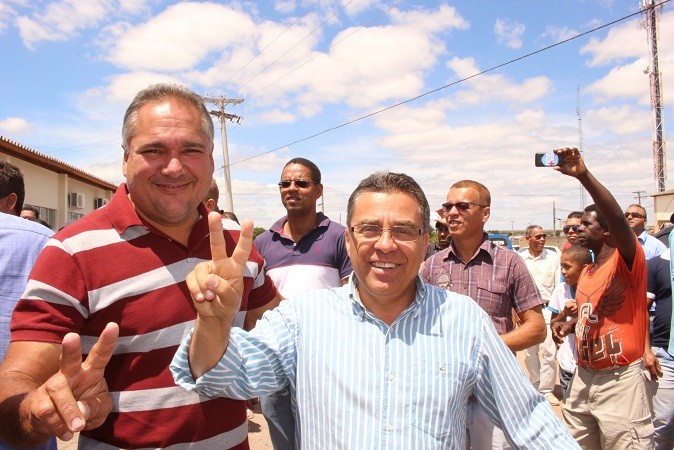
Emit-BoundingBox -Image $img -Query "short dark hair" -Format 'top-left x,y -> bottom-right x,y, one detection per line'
222,211 -> 239,224
21,205 -> 40,219
205,179 -> 219,204
284,157 -> 321,184
0,160 -> 25,215
567,211 -> 583,220
122,83 -> 214,152
584,204 -> 608,230
450,180 -> 491,207
347,172 -> 430,233
626,203 -> 646,219
563,244 -> 591,265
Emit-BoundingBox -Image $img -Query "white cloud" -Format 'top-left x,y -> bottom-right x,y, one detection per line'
542,25 -> 579,43
259,109 -> 297,123
105,3 -> 258,72
494,18 -> 525,49
586,104 -> 651,135
274,0 -> 296,14
0,1 -> 20,34
581,10 -> 673,109
585,59 -> 651,104
580,17 -> 645,66
446,57 -> 552,105
0,116 -> 31,134
17,0 -> 114,49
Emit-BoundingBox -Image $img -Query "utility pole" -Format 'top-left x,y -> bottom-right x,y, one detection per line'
633,190 -> 647,204
203,95 -> 243,213
640,0 -> 667,192
553,201 -> 557,236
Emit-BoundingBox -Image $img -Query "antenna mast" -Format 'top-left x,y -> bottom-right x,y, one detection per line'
640,0 -> 667,192
577,85 -> 587,208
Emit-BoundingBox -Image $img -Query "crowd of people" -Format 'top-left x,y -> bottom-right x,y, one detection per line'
0,83 -> 672,450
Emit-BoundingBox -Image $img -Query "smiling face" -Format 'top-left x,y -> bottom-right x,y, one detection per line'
526,227 -> 546,255
123,98 -> 214,234
345,191 -> 428,312
443,187 -> 490,241
279,163 -> 323,216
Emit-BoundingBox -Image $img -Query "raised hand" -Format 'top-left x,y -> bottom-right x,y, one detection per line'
553,147 -> 586,178
28,322 -> 119,441
186,211 -> 253,322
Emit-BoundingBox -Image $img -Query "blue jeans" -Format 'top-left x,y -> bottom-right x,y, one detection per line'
652,347 -> 674,450
260,386 -> 295,450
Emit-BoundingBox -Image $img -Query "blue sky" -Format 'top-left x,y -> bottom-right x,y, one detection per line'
1,0 -> 672,231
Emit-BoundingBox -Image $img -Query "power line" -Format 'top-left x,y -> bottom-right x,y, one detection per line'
248,0 -> 406,99
231,4 -> 654,167
217,0 -> 322,90
238,0 -> 357,92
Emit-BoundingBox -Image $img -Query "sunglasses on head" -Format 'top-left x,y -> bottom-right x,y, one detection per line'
563,224 -> 580,234
441,201 -> 486,213
278,179 -> 315,189
624,212 -> 645,219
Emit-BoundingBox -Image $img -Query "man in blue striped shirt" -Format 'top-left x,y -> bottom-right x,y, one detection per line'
171,172 -> 579,449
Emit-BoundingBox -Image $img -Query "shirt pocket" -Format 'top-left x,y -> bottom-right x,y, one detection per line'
410,360 -> 472,444
475,278 -> 509,318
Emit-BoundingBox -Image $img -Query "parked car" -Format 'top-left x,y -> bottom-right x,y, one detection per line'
488,233 -> 513,250
655,225 -> 673,248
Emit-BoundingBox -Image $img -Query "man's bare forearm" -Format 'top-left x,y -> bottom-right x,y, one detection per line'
189,316 -> 234,379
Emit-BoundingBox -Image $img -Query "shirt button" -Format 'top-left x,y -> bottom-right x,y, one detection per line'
386,424 -> 393,432
388,373 -> 394,381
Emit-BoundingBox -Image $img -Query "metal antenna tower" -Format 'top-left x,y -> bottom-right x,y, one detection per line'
577,85 -> 587,208
640,0 -> 667,192
203,95 -> 244,213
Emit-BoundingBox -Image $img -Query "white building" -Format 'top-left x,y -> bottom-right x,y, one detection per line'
1,136 -> 117,230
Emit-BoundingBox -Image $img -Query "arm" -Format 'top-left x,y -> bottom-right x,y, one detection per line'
476,316 -> 580,448
244,291 -> 284,330
554,147 -> 636,268
642,326 -> 661,381
0,323 -> 118,446
501,305 -> 546,352
186,212 -> 253,379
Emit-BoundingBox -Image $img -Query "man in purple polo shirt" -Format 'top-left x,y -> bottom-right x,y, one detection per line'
254,157 -> 352,449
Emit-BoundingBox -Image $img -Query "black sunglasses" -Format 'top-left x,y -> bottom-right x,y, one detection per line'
563,224 -> 580,234
441,201 -> 486,212
278,179 -> 316,189
624,212 -> 645,219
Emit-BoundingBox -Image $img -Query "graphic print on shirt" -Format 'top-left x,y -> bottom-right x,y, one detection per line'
576,274 -> 627,367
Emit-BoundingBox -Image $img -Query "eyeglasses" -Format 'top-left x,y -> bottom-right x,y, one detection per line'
532,233 -> 547,240
441,201 -> 486,213
624,212 -> 645,219
350,224 -> 423,242
562,224 -> 580,234
278,179 -> 316,189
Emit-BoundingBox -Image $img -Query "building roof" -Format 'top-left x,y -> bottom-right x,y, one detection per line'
652,188 -> 674,197
0,136 -> 118,191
